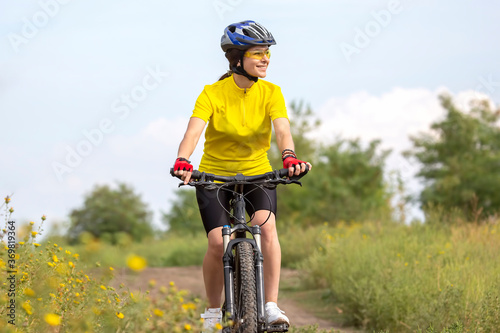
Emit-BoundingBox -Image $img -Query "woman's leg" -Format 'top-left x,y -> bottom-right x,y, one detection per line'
197,187 -> 231,308
251,210 -> 280,303
203,226 -> 224,308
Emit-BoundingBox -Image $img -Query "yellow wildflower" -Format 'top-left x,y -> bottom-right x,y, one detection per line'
182,302 -> 197,311
53,255 -> 59,263
215,323 -> 223,330
153,308 -> 164,317
29,221 -> 35,225
19,241 -> 24,245
184,324 -> 192,331
44,313 -> 61,326
116,312 -> 124,319
4,196 -> 11,204
34,243 -> 41,247
31,231 -> 38,237
24,288 -> 36,297
22,302 -> 33,315
126,255 -> 147,272
109,266 -> 114,271
100,285 -> 107,290
68,262 -> 75,268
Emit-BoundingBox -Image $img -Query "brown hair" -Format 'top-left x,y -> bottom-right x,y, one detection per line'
218,49 -> 244,81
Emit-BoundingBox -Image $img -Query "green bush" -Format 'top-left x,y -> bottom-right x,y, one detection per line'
300,220 -> 500,332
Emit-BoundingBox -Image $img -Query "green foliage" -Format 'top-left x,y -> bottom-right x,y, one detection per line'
0,198 -> 204,333
59,232 -> 207,269
67,182 -> 154,244
405,95 -> 500,220
271,100 -> 393,226
162,188 -> 204,235
299,219 -> 500,332
288,325 -> 343,333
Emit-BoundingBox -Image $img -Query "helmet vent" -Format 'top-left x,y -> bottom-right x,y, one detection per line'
242,29 -> 250,37
229,26 -> 236,33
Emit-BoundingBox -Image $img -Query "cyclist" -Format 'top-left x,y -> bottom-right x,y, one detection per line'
172,20 -> 312,332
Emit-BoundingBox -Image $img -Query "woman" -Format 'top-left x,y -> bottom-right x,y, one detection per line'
172,20 -> 311,332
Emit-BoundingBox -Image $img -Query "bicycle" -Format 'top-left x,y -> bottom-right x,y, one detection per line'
171,167 -> 308,333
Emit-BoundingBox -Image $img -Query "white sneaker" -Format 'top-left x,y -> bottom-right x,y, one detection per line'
201,308 -> 222,333
265,302 -> 290,326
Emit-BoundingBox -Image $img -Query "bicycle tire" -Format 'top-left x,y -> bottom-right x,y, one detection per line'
233,241 -> 257,333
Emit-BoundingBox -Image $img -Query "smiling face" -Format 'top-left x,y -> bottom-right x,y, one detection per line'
241,46 -> 270,78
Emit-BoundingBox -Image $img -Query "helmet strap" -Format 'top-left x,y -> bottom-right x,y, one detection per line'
231,52 -> 258,83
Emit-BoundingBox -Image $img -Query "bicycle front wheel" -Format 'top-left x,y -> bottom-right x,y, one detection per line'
233,241 -> 257,333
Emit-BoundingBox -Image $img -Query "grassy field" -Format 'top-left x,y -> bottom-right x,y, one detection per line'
2,196 -> 499,332
283,221 -> 500,332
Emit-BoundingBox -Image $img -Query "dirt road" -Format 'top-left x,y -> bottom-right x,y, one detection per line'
111,266 -> 357,332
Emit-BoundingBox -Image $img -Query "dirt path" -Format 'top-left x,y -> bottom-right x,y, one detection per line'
111,266 -> 358,332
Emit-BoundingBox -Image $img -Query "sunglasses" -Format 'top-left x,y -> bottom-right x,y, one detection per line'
244,49 -> 271,60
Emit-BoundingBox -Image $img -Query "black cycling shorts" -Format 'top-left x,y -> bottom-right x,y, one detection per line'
196,184 -> 277,236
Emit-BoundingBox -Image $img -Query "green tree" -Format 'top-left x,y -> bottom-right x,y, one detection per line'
272,100 -> 393,225
162,189 -> 204,235
67,182 -> 154,243
404,94 -> 500,220
280,137 -> 392,225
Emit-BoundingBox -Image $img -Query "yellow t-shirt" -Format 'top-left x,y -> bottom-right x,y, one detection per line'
192,75 -> 288,176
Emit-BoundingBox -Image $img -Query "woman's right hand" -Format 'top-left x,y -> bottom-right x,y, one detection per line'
173,157 -> 193,184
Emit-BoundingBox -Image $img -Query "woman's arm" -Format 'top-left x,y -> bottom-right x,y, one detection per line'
174,117 -> 206,183
273,117 -> 312,177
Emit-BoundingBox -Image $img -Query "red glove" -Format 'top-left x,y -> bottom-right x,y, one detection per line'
283,156 -> 307,169
174,157 -> 193,172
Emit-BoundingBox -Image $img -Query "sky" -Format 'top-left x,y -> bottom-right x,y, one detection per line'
1,0 -> 499,235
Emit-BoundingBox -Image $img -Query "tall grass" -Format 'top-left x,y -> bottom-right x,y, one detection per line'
0,198 -> 206,332
59,232 -> 208,269
293,221 -> 500,332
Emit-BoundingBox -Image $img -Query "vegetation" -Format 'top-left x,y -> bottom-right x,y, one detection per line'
405,95 -> 500,220
162,188 -> 204,235
67,182 -> 154,244
279,220 -> 500,332
0,198 -> 205,332
4,94 -> 500,332
270,101 -> 394,226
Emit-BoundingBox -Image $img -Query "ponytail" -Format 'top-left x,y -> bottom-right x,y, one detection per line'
219,70 -> 233,81
219,49 -> 244,81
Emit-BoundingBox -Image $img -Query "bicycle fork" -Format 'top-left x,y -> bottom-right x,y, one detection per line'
222,194 -> 267,332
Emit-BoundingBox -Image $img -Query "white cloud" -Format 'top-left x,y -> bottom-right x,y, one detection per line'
314,87 -> 444,154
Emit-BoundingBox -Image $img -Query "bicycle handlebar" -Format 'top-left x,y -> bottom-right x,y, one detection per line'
170,166 -> 308,185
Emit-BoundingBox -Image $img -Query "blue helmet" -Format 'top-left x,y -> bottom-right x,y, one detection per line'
221,20 -> 276,52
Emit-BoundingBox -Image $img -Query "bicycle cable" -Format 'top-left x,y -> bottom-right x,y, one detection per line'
214,182 -> 273,228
